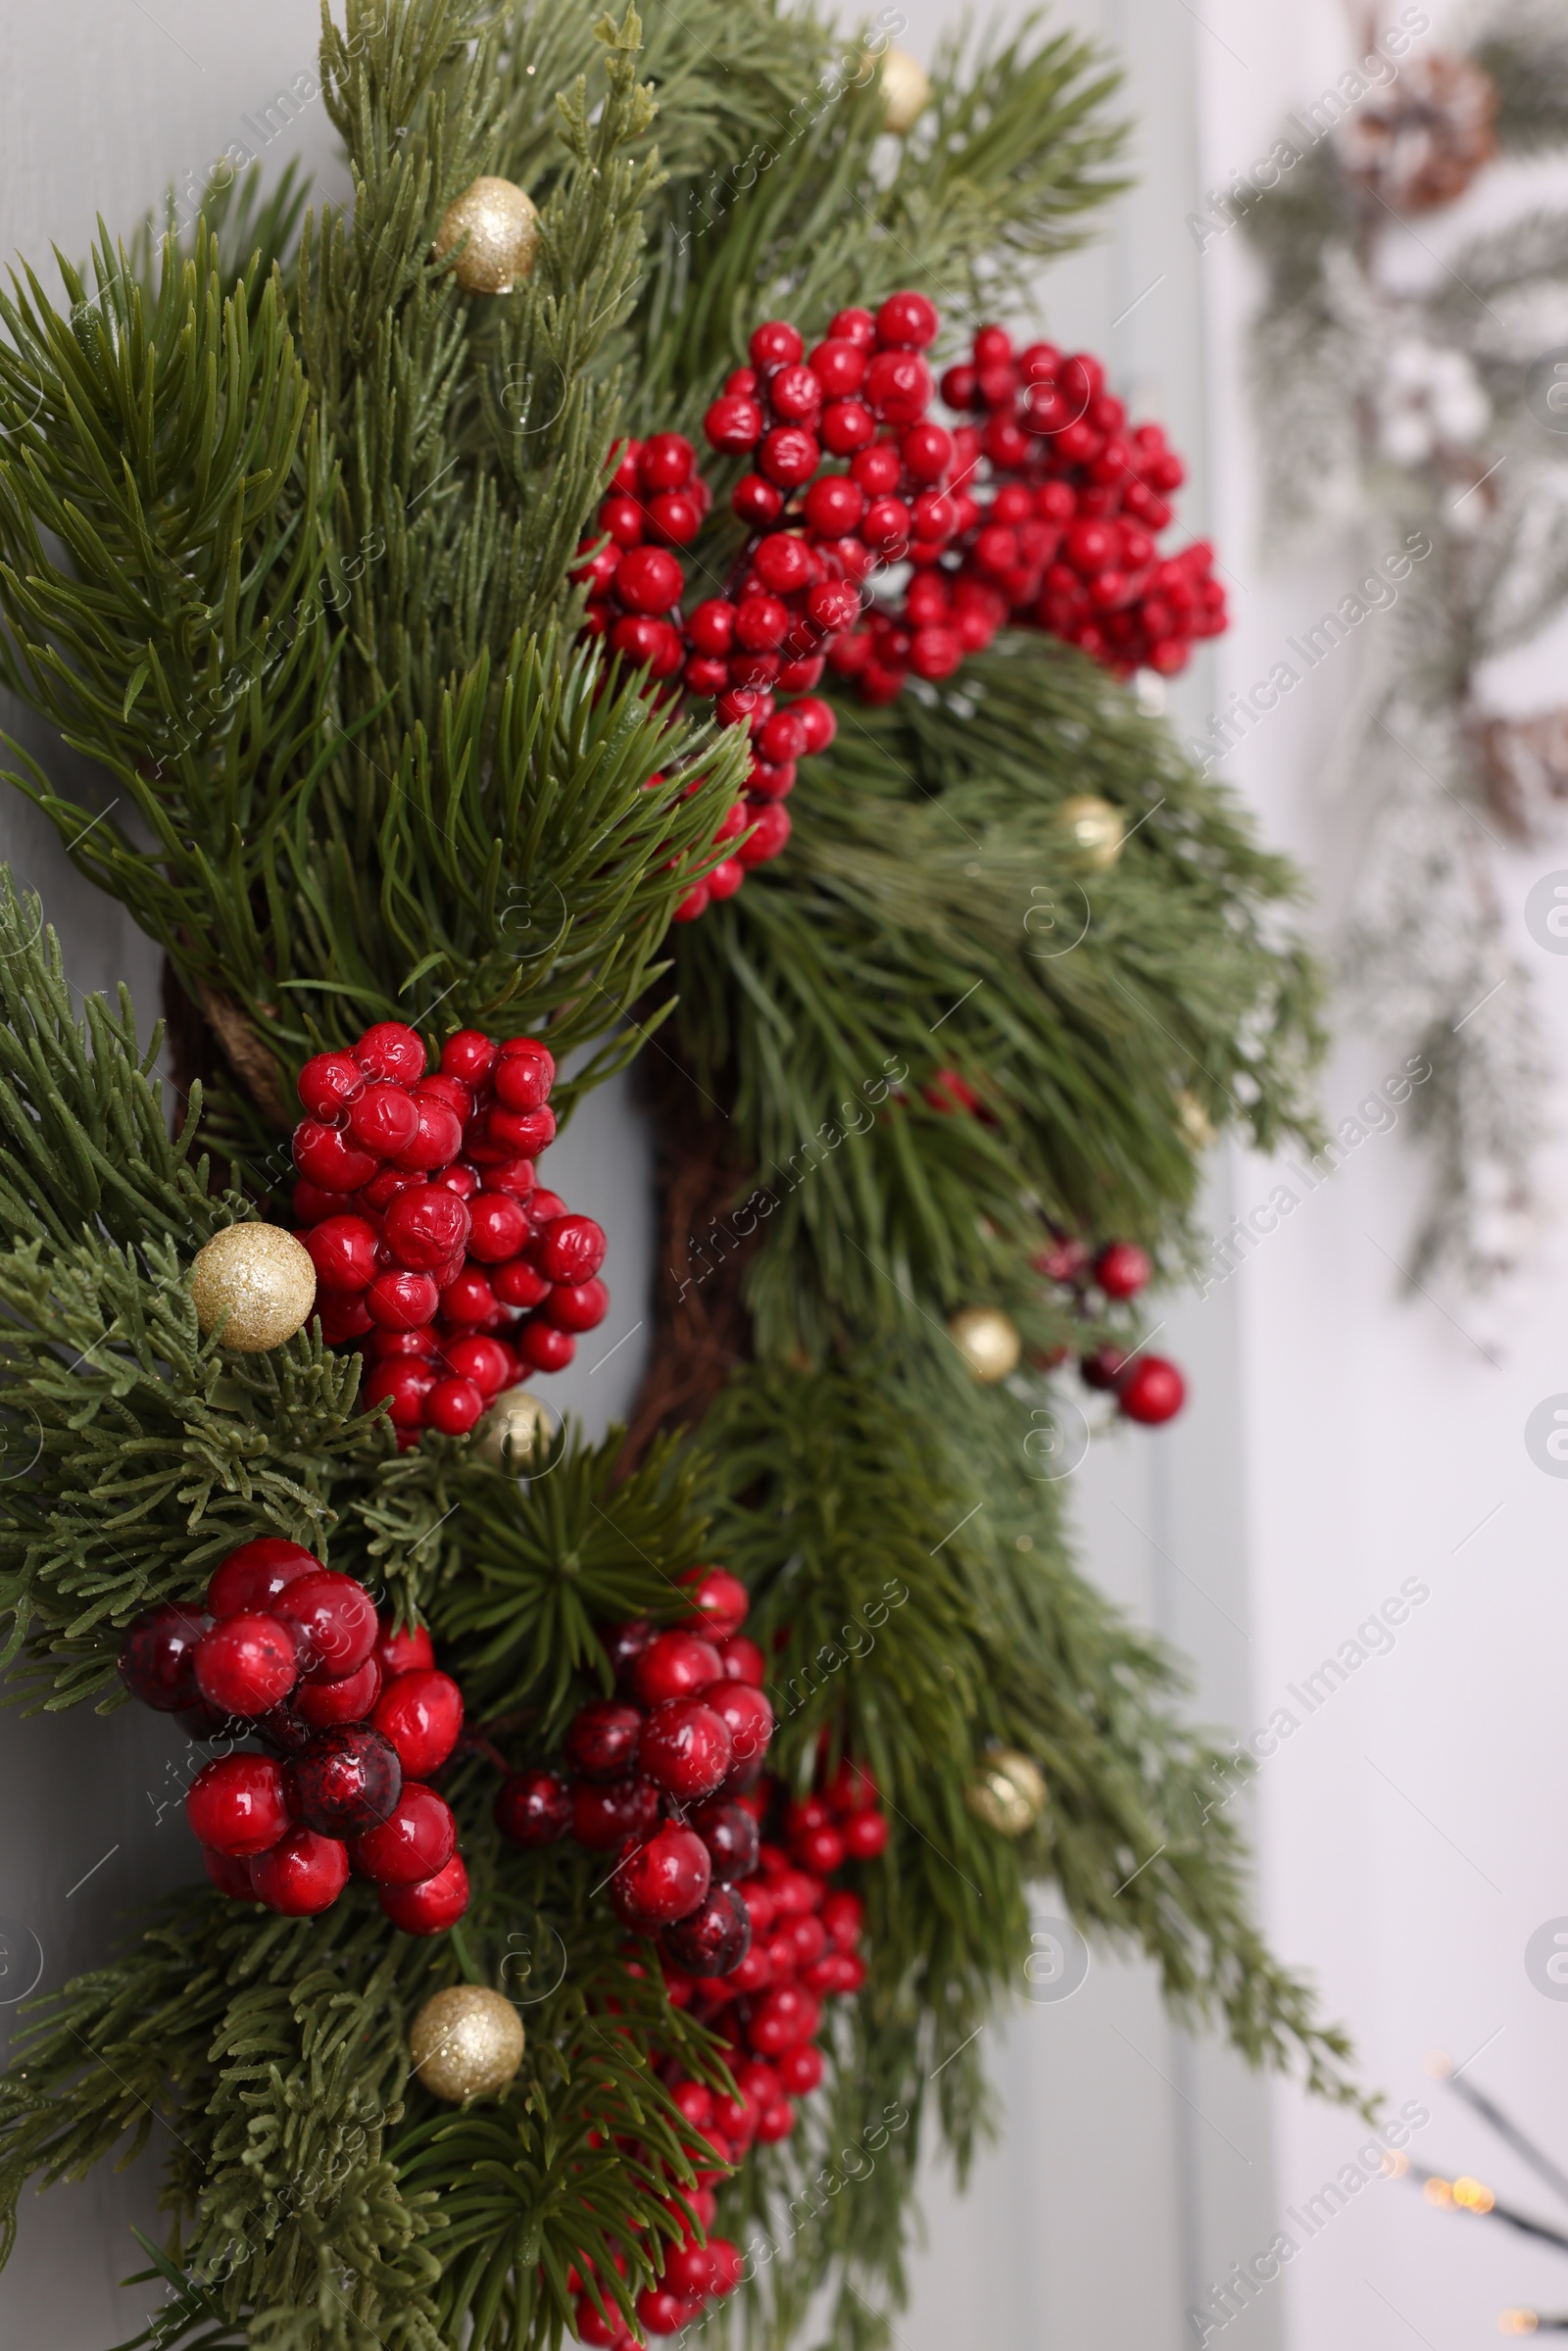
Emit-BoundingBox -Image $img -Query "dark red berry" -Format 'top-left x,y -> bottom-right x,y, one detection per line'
1080,1345 -> 1128,1391
494,1770 -> 572,1848
565,1699 -> 642,1783
118,1602 -> 209,1711
354,1022 -> 426,1085
571,1776 -> 661,1850
708,1681 -> 773,1771
842,1808 -> 889,1859
662,1884 -> 752,1976
717,1634 -> 765,1687
440,1029 -> 497,1086
292,1120 -> 379,1193
288,1723 -> 402,1837
691,1800 -> 760,1882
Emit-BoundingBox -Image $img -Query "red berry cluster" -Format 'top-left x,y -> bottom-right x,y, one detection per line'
1033,1236 -> 1187,1425
289,1020 -> 607,1444
574,432 -> 816,921
117,1539 -> 468,1930
494,1575 -> 889,2344
839,324 -> 1224,691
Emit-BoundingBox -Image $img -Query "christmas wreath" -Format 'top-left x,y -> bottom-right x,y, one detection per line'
0,5 -> 1353,2346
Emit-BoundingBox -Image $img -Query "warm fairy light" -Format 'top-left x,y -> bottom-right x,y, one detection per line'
1425,2177 -> 1455,2207
1425,2050 -> 1453,2079
1453,2176 -> 1496,2213
1382,2149 -> 1410,2178
1499,2312 -> 1539,2335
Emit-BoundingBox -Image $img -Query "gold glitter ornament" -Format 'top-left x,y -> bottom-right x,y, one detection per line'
432,175 -> 540,295
473,1387 -> 557,1471
190,1225 -> 316,1352
948,1305 -> 1021,1384
1176,1090 -> 1214,1152
966,1747 -> 1048,1837
409,1984 -> 524,2101
878,47 -> 931,134
1057,795 -> 1124,869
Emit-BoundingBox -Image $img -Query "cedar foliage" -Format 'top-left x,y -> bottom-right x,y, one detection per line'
0,3 -> 1353,2347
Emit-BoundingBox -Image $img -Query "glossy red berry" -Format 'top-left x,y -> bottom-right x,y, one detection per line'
378,1849 -> 469,1935
345,1082 -> 419,1156
821,1888 -> 864,1947
542,1277 -> 609,1333
349,1783 -> 456,1886
302,1214 -> 379,1295
640,1698 -> 733,1801
841,1807 -> 890,1859
186,1752 -> 291,1856
746,1984 -> 820,2055
864,350 -> 932,423
440,1029 -> 498,1086
768,363 -> 822,421
633,1632 -> 724,1707
876,290 -> 940,350
709,1681 -> 773,1771
777,2042 -> 824,2094
486,1102 -> 556,1156
494,1770 -> 572,1849
704,394 -> 763,452
1096,1241 -> 1152,1298
795,1821 -> 846,1875
759,425 -> 819,486
640,431 -> 695,490
750,318 -> 803,368
355,1022 -> 426,1084
423,1374 -> 485,1435
292,1120 -> 379,1194
274,1569 -> 378,1682
374,1614 -> 436,1677
366,1269 -> 441,1330
517,1320 -> 574,1373
373,1668 -> 464,1778
251,1826 -> 350,1916
365,1359 -> 435,1428
611,1825 -> 711,1927
718,1634 -> 765,1686
676,1565 -> 749,1641
1117,1355 -> 1187,1425
297,1051 -> 366,1120
383,1186 -> 471,1273
293,1652 -> 381,1729
493,1258 -> 552,1309
571,1776 -> 661,1850
443,1336 -> 512,1394
820,398 -> 876,456
118,1602 -> 210,1710
193,1612 -> 299,1716
392,1093 -> 464,1173
809,337 -> 867,396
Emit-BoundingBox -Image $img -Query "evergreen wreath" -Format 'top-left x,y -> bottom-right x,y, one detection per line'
0,5 -> 1356,2346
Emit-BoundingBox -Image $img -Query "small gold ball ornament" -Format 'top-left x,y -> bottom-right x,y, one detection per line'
1057,795 -> 1124,870
190,1224 -> 316,1352
473,1387 -> 557,1471
966,1748 -> 1048,1837
948,1305 -> 1021,1385
1176,1090 -> 1214,1152
409,1985 -> 525,2102
432,175 -> 540,295
878,47 -> 932,134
